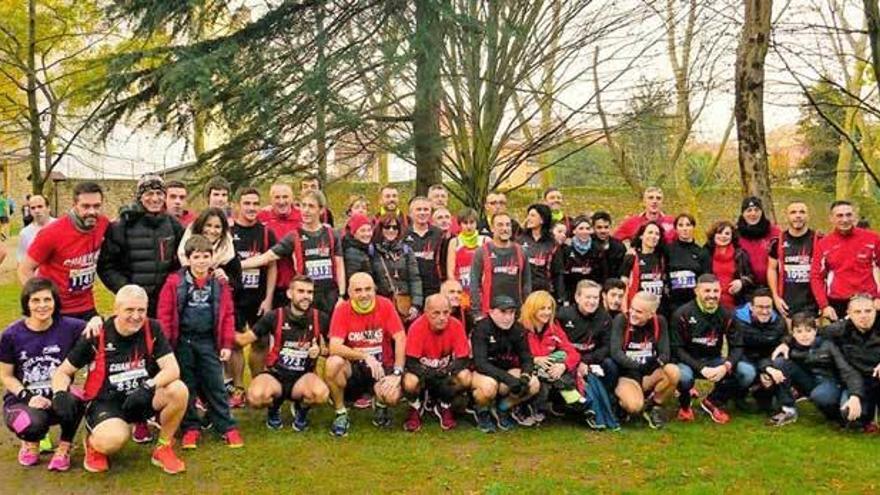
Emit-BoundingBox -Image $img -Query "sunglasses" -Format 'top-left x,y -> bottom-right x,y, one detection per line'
382,224 -> 400,231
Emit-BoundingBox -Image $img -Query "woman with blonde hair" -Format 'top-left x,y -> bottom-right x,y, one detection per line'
518,290 -> 593,426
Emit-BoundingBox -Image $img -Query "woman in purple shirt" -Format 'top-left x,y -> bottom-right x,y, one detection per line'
1,278 -> 90,471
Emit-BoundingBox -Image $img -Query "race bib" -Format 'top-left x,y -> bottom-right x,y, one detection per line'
241,268 -> 261,289
361,345 -> 383,364
68,265 -> 96,292
783,264 -> 810,284
25,380 -> 52,396
458,266 -> 472,288
669,270 -> 696,290
278,344 -> 310,372
305,258 -> 333,281
108,367 -> 148,394
641,278 -> 664,296
625,347 -> 653,364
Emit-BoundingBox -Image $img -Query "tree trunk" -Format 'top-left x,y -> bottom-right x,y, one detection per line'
865,0 -> 880,99
539,0 -> 561,190
314,2 -> 328,184
734,0 -> 775,221
26,0 -> 42,194
413,0 -> 443,195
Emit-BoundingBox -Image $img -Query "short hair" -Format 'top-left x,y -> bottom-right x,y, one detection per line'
289,274 -> 315,288
380,184 -> 398,194
301,174 -> 321,187
591,210 -> 612,224
205,177 -> 231,197
751,287 -> 773,302
790,312 -> 816,331
644,186 -> 663,196
184,234 -> 214,257
632,291 -> 660,311
20,277 -> 61,320
830,200 -> 852,211
238,187 -> 260,200
603,278 -> 626,292
674,213 -> 696,228
696,273 -> 719,285
301,189 -> 326,208
491,211 -> 511,225
706,220 -> 739,250
542,187 -> 560,199
116,285 -> 148,304
29,194 -> 47,206
166,180 -> 186,190
428,184 -> 447,193
457,207 -> 479,223
408,195 -> 431,207
73,181 -> 103,201
576,279 -> 602,295
848,293 -> 875,308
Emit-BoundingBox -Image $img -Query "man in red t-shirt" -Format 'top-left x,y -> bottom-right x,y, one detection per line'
19,182 -> 109,321
325,272 -> 406,436
613,186 -> 676,244
401,294 -> 472,432
257,183 -> 302,308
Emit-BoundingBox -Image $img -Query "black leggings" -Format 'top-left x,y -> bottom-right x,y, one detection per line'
4,398 -> 83,443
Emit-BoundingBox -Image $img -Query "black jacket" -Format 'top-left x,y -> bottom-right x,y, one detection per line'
734,305 -> 786,363
671,300 -> 742,370
371,240 -> 423,308
558,244 -> 607,304
342,235 -> 372,283
98,204 -> 184,312
785,336 -> 863,395
823,319 -> 880,378
665,240 -> 710,309
556,305 -> 612,365
470,317 -> 534,387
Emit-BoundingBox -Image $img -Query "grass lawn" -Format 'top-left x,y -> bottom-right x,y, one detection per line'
0,282 -> 879,494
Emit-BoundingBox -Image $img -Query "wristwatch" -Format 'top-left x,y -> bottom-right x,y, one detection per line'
144,378 -> 157,390
392,367 -> 404,377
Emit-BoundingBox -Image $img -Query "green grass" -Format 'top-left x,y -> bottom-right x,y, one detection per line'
1,285 -> 880,493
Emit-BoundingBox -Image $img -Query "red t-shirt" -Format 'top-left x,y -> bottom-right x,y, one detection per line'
613,212 -> 676,243
27,215 -> 109,314
405,315 -> 470,368
329,296 -> 404,367
258,207 -> 302,290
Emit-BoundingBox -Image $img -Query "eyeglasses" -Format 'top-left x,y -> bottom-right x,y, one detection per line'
382,224 -> 400,231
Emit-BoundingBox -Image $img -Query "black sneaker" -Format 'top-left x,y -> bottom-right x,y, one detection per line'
266,407 -> 283,430
584,408 -> 602,430
642,406 -> 665,430
492,408 -> 516,431
372,402 -> 393,428
476,409 -> 496,433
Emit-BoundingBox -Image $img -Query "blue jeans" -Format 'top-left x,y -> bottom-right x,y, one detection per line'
177,334 -> 236,434
677,357 -> 749,407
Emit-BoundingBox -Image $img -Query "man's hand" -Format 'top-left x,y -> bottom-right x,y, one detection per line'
219,349 -> 232,362
771,343 -> 790,360
701,365 -> 727,383
774,297 -> 789,317
376,374 -> 400,396
843,395 -> 862,422
728,279 -> 743,295
122,383 -> 155,415
308,342 -> 321,359
213,268 -> 229,282
548,363 -> 566,380
364,355 -> 385,381
821,306 -> 838,322
407,306 -> 419,322
577,362 -> 589,377
28,395 -> 52,410
534,356 -> 552,369
766,367 -> 785,385
589,364 -> 605,377
82,316 -> 103,338
258,298 -> 272,317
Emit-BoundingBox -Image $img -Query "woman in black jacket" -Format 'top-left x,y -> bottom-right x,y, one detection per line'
371,213 -> 422,322
342,213 -> 373,283
665,213 -> 710,311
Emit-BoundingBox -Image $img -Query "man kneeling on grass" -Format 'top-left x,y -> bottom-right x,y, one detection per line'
51,285 -> 189,474
237,275 -> 330,431
402,294 -> 472,432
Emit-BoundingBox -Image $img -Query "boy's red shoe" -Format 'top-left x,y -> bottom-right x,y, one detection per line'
223,428 -> 244,448
82,436 -> 109,473
677,407 -> 695,422
152,442 -> 186,475
181,429 -> 200,450
700,398 -> 731,424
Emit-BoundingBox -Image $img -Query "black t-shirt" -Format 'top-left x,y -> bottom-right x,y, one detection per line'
768,230 -> 818,313
233,222 -> 277,301
67,318 -> 173,401
403,226 -> 445,296
621,251 -> 666,299
253,307 -> 330,377
273,227 -> 340,289
517,234 -> 557,292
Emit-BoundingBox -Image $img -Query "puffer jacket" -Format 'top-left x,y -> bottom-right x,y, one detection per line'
734,303 -> 786,363
342,234 -> 372,283
98,204 -> 184,313
370,240 -> 423,309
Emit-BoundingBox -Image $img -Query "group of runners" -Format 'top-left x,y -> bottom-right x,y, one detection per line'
2,176 -> 880,476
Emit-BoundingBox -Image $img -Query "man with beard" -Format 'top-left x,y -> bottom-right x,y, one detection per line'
470,213 -> 531,320
767,201 -> 820,320
237,276 -> 330,431
375,185 -> 409,231
20,182 -> 109,321
591,212 -> 627,283
602,278 -> 626,319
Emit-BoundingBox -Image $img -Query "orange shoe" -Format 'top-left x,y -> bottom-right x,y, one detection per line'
180,429 -> 200,450
223,428 -> 244,448
151,442 -> 186,475
82,436 -> 109,473
677,407 -> 695,422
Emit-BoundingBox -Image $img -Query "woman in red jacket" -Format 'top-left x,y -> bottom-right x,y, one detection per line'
518,290 -> 593,425
736,196 -> 780,287
706,221 -> 754,310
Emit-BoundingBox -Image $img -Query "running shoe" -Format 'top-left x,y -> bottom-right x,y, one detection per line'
768,408 -> 798,427
18,441 -> 39,467
151,442 -> 186,475
642,406 -> 665,430
291,402 -> 310,432
434,403 -> 456,431
492,407 -> 516,431
404,406 -> 423,432
181,429 -> 200,449
476,409 -> 496,434
47,441 -> 71,472
677,407 -> 695,422
82,436 -> 108,473
330,411 -> 350,437
266,407 -> 283,430
863,422 -> 880,435
132,422 -> 153,443
223,428 -> 244,448
584,408 -> 602,430
700,398 -> 731,424
353,394 -> 372,409
372,401 -> 392,428
510,405 -> 535,427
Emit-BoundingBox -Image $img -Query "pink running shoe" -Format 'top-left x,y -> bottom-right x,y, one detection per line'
18,442 -> 39,467
47,442 -> 72,472
132,422 -> 154,443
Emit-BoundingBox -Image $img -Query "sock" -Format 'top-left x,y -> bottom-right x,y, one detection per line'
439,401 -> 451,409
409,398 -> 421,410
375,400 -> 387,409
157,436 -> 171,447
335,407 -> 347,415
497,399 -> 511,412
